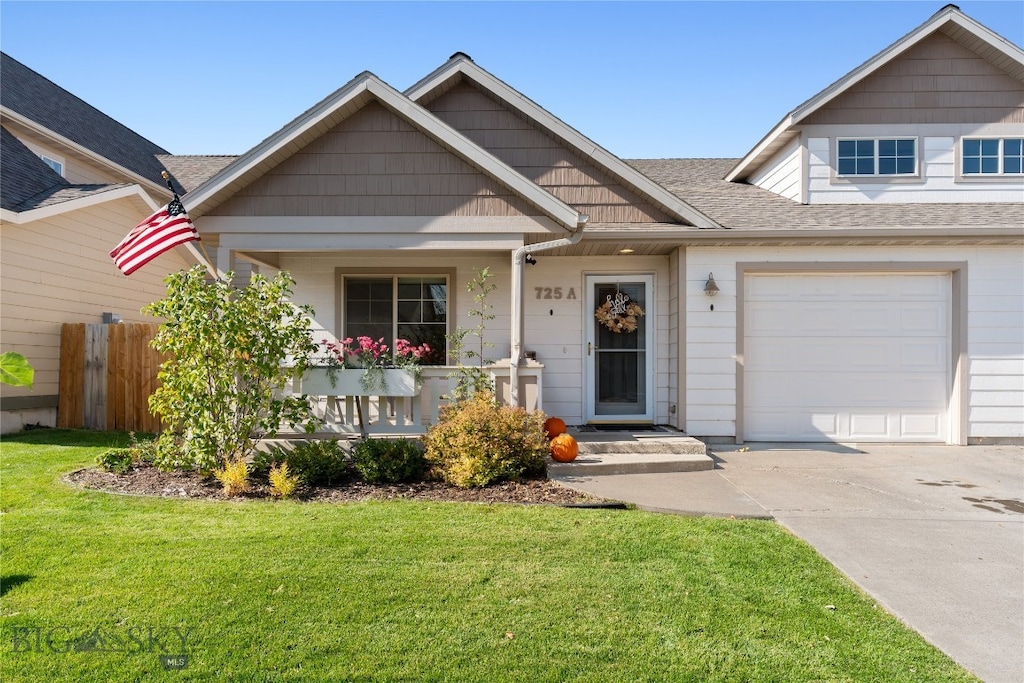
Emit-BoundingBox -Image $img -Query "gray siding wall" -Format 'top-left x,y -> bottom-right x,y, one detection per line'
211,102 -> 534,217
803,31 -> 1024,126
427,83 -> 674,223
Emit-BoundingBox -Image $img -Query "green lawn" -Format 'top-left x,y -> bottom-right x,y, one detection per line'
1,430 -> 976,682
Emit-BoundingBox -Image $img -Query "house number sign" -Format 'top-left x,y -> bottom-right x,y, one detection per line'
534,287 -> 576,300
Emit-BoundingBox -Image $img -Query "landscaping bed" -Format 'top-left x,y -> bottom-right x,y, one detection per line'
65,463 -> 603,505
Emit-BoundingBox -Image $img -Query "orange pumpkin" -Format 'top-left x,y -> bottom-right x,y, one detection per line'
549,433 -> 578,463
543,417 -> 567,440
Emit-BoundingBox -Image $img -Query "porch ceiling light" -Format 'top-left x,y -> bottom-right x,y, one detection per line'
704,273 -> 720,297
619,248 -> 635,254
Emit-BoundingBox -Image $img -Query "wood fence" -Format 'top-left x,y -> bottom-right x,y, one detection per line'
58,323 -> 165,432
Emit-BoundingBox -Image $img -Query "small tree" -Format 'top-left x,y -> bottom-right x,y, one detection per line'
145,267 -> 317,472
446,266 -> 496,403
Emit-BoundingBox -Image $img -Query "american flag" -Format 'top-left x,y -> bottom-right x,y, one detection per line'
110,195 -> 200,276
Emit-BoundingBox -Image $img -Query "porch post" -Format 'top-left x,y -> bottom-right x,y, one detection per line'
510,250 -> 527,407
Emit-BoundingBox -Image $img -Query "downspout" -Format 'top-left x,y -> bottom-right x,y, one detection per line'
509,214 -> 589,407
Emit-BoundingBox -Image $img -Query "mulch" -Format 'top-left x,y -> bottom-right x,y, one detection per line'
64,464 -> 608,507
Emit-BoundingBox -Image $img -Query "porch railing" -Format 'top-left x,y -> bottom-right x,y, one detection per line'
283,360 -> 543,437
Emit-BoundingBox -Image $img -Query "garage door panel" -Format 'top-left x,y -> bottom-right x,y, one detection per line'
744,272 -> 950,442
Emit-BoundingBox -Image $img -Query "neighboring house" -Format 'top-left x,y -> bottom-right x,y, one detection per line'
0,53 -> 201,433
2,5 -> 1021,444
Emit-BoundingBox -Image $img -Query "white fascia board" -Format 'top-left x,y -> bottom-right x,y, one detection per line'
201,215 -> 563,234
1,108 -> 172,200
726,7 -> 1024,183
406,58 -> 722,229
0,184 -> 159,224
219,232 -> 524,251
679,225 -> 1024,242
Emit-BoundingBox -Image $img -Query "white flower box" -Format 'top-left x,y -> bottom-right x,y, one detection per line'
298,367 -> 420,396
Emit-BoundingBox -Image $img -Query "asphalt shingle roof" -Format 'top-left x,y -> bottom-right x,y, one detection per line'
0,125 -> 67,211
1,52 -> 170,188
629,158 -> 1024,230
157,155 -> 238,193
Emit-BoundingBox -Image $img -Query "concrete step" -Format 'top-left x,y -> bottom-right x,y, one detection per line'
547,451 -> 715,477
549,431 -> 714,476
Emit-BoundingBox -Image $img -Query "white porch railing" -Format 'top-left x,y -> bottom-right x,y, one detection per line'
282,360 -> 543,437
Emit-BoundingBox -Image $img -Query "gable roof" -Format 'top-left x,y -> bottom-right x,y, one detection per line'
406,54 -> 721,229
0,52 -> 173,196
726,4 -> 1024,182
182,71 -> 586,229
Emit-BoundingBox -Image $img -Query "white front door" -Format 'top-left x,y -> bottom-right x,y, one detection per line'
585,275 -> 654,423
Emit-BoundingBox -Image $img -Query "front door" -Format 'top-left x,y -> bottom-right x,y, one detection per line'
585,275 -> 654,422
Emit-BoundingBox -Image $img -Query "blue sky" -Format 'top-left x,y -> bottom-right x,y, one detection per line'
2,1 -> 1021,159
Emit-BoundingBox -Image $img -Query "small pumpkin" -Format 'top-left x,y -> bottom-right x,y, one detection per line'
543,417 -> 567,440
549,433 -> 578,463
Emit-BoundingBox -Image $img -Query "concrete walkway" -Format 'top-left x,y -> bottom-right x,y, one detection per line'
553,443 -> 1024,683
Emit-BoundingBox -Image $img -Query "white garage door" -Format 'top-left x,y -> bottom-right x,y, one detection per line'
744,272 -> 950,442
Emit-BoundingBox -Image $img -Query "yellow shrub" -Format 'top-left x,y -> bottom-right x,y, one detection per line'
268,462 -> 299,499
213,457 -> 251,497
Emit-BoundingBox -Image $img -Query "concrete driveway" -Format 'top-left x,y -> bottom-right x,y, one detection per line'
555,444 -> 1024,683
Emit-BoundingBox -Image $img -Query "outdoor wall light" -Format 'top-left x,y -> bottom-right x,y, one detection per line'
703,273 -> 720,297
525,254 -> 537,265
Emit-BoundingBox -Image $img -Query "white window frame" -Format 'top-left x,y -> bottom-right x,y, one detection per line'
39,153 -> 64,177
337,269 -> 454,365
960,137 -> 1024,176
835,137 -> 918,178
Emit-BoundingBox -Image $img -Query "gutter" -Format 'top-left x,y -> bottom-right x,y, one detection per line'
508,214 -> 589,407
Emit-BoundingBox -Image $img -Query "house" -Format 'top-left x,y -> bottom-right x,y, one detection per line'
2,5 -> 1021,444
0,53 -> 203,433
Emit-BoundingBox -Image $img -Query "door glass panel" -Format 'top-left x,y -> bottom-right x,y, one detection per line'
594,282 -> 646,416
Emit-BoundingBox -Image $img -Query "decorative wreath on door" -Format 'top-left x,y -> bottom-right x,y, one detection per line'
594,291 -> 645,333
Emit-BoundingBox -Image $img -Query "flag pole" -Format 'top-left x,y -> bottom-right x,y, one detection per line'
161,171 -> 220,277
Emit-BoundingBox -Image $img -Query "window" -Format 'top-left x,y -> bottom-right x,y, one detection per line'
962,138 -> 1023,175
344,276 -> 448,365
836,138 -> 916,176
39,154 -> 63,176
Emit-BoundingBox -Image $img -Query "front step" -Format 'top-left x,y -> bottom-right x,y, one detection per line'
548,429 -> 715,476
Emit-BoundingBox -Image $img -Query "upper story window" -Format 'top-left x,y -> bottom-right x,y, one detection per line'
39,154 -> 64,177
962,138 -> 1023,175
836,138 -> 916,176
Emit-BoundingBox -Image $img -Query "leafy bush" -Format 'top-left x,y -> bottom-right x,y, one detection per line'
423,391 -> 548,488
96,448 -> 133,475
268,462 -> 300,499
351,438 -> 426,484
145,267 -> 319,473
268,439 -> 350,487
213,458 -> 251,497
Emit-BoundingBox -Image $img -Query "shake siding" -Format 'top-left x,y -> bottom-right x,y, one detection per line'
803,32 -> 1024,126
283,253 -> 673,425
0,199 -> 193,400
749,139 -> 802,201
211,102 -> 534,218
685,246 -> 1024,441
427,83 -> 674,223
806,132 -> 1024,203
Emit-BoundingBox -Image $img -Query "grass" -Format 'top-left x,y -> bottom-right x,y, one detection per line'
0,430 -> 977,682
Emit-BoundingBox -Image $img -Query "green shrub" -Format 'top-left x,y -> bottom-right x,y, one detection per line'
268,462 -> 300,499
96,448 -> 133,475
270,439 -> 350,487
213,457 -> 251,497
351,438 -> 426,484
423,391 -> 548,488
